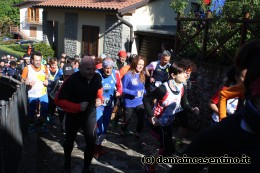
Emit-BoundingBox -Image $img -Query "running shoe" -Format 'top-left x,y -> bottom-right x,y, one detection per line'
27,124 -> 36,133
40,123 -> 49,133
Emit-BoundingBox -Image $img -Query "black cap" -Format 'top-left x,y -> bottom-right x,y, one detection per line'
63,63 -> 74,76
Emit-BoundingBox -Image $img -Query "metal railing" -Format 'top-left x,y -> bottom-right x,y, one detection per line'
9,25 -> 19,33
0,76 -> 28,173
25,17 -> 42,25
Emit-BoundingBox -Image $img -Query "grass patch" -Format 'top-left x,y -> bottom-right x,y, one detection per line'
0,44 -> 26,59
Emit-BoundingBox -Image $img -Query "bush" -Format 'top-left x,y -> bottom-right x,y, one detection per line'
34,43 -> 54,61
0,42 -> 55,61
0,44 -> 25,59
175,1 -> 260,65
222,1 -> 243,18
8,44 -> 27,52
0,39 -> 17,45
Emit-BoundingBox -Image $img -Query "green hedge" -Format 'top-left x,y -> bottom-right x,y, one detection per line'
0,43 -> 55,61
8,44 -> 28,52
175,1 -> 260,65
0,44 -> 24,59
34,43 -> 54,61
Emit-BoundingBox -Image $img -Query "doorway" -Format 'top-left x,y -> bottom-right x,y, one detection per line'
82,25 -> 99,56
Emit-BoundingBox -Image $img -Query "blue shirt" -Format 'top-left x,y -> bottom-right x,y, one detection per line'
122,72 -> 145,108
74,68 -> 79,72
48,69 -> 63,93
210,0 -> 226,15
97,69 -> 117,107
2,67 -> 18,77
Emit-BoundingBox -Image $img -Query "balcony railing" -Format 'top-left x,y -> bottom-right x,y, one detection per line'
25,17 -> 42,24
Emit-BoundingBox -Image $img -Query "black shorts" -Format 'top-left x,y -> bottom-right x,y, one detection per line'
174,110 -> 188,128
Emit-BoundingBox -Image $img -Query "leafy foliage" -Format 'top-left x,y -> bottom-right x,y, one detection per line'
8,44 -> 27,52
0,0 -> 22,35
0,38 -> 17,45
174,0 -> 260,65
0,43 -> 55,62
34,43 -> 55,61
170,0 -> 189,16
0,44 -> 25,58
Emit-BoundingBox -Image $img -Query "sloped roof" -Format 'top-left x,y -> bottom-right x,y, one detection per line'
36,0 -> 150,15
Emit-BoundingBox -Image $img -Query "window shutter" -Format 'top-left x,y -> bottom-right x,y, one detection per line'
27,8 -> 31,22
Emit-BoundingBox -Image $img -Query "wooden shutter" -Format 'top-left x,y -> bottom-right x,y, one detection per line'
27,8 -> 31,22
82,25 -> 99,56
36,8 -> 39,22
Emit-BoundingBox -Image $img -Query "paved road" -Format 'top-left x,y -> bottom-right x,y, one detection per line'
19,114 -> 192,173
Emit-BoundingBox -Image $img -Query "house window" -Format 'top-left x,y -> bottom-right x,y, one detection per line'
30,27 -> 37,37
82,25 -> 99,56
27,8 -> 39,22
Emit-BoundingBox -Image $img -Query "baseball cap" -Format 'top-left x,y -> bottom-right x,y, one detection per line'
63,63 -> 74,76
118,50 -> 127,57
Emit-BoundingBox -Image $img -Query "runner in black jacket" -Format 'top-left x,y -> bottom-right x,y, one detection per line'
55,56 -> 103,173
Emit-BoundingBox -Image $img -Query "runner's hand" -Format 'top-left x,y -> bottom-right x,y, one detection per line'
115,91 -> 121,97
80,102 -> 89,111
151,116 -> 160,126
191,107 -> 200,115
43,80 -> 48,86
95,98 -> 102,107
26,80 -> 36,87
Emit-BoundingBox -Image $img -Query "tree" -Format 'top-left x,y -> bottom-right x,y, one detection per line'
170,0 -> 189,16
0,0 -> 23,35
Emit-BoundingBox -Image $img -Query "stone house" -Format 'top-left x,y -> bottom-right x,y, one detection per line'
36,0 -> 199,60
14,0 -> 46,41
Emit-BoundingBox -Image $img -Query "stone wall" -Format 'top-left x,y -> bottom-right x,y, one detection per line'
121,16 -> 131,52
183,59 -> 229,131
104,15 -> 122,59
64,13 -> 78,58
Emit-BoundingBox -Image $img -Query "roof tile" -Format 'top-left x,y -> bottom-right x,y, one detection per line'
37,0 -> 146,11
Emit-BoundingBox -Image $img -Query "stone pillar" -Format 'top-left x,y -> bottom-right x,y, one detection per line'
64,13 -> 78,58
42,11 -> 52,45
104,15 -> 122,59
121,16 -> 131,52
53,21 -> 59,58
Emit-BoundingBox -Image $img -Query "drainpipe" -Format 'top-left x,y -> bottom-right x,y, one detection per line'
116,13 -> 133,52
